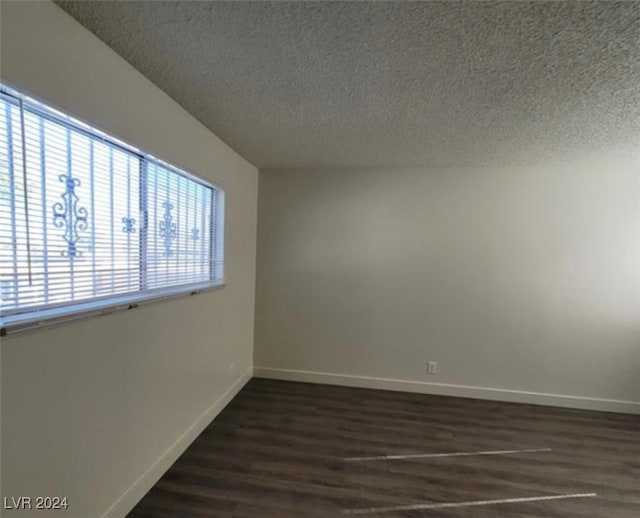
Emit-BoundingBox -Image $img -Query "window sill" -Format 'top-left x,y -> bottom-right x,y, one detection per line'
0,281 -> 225,337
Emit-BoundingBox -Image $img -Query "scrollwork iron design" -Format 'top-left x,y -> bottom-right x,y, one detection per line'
52,174 -> 88,258
122,217 -> 136,234
159,201 -> 177,257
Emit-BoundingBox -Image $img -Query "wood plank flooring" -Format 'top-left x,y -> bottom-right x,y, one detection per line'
127,378 -> 640,517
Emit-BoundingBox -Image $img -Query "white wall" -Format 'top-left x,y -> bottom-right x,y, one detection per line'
0,2 -> 257,517
255,159 -> 640,414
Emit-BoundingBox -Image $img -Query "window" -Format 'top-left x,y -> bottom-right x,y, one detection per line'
0,85 -> 224,334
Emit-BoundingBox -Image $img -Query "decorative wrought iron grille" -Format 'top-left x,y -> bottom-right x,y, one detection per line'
52,174 -> 89,258
0,86 -> 224,323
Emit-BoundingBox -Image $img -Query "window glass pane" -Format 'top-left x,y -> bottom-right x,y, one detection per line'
146,162 -> 213,290
0,86 -> 223,327
0,97 -> 141,312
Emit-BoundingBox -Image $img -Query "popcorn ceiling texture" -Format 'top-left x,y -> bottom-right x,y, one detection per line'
56,0 -> 640,169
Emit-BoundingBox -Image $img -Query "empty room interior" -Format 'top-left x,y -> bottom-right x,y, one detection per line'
0,1 -> 639,517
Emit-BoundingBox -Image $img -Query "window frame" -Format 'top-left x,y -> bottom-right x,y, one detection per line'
0,85 -> 226,336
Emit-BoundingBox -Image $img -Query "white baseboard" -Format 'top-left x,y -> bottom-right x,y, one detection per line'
101,367 -> 253,518
254,367 -> 640,415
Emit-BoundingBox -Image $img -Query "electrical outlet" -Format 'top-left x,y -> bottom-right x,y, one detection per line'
427,361 -> 437,375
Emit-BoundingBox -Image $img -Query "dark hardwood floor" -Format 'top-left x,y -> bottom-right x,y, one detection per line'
127,378 -> 640,517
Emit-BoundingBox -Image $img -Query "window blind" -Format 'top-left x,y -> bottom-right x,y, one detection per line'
0,86 -> 224,333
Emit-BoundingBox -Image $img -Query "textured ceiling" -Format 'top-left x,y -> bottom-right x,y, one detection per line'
56,0 -> 640,169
